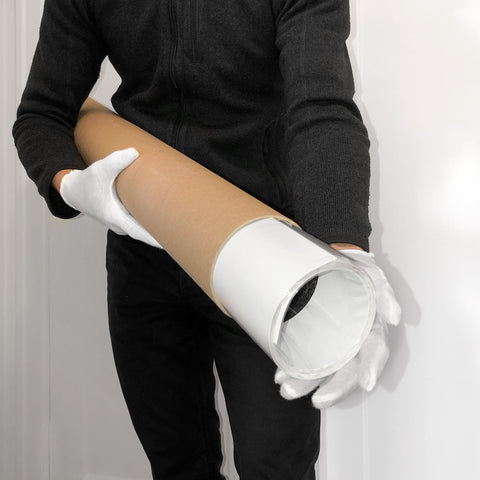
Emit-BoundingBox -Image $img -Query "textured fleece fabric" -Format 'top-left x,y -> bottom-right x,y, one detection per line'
13,0 -> 372,250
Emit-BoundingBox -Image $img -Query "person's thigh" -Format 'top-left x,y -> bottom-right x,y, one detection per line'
106,232 -> 225,480
184,272 -> 321,480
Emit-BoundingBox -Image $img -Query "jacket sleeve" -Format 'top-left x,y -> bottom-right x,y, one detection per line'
12,0 -> 106,218
273,0 -> 371,251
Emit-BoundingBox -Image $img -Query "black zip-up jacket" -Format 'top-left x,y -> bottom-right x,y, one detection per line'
13,0 -> 372,250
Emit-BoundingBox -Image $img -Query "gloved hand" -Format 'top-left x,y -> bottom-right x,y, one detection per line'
60,147 -> 161,248
275,250 -> 401,409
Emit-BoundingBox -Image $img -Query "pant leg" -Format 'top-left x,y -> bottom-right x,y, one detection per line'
106,231 -> 225,480
181,269 -> 321,480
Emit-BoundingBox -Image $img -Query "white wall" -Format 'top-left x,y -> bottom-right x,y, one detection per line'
1,1 -> 50,479
1,0 -> 479,479
320,1 -> 480,479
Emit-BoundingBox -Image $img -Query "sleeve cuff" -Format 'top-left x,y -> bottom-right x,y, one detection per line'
46,184 -> 80,219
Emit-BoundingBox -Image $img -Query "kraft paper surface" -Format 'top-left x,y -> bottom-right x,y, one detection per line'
74,98 -> 295,307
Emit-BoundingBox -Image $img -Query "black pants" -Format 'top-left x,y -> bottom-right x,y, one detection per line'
106,231 -> 320,479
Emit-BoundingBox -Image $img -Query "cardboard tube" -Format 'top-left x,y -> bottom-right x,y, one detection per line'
74,98 -> 376,380
74,98 -> 294,307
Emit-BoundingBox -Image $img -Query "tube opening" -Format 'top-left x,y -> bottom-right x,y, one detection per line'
272,266 -> 375,380
284,276 -> 318,321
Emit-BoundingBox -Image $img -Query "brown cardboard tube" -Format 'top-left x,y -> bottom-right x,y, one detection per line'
74,98 -> 295,309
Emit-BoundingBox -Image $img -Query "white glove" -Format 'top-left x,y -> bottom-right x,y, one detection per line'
275,250 -> 401,409
60,148 -> 161,248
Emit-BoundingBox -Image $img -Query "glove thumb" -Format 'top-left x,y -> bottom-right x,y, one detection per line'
102,148 -> 140,176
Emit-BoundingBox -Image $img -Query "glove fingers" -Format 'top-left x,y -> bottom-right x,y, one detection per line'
274,369 -> 290,384
279,377 -> 323,400
341,250 -> 401,327
357,323 -> 390,391
311,360 -> 359,409
102,164 -> 161,248
370,266 -> 401,326
376,285 -> 402,326
111,197 -> 157,246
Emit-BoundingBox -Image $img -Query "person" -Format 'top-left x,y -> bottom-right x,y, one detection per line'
13,1 -> 400,479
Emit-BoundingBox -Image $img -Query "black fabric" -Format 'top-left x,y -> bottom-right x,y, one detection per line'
106,231 -> 320,480
13,0 -> 371,250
